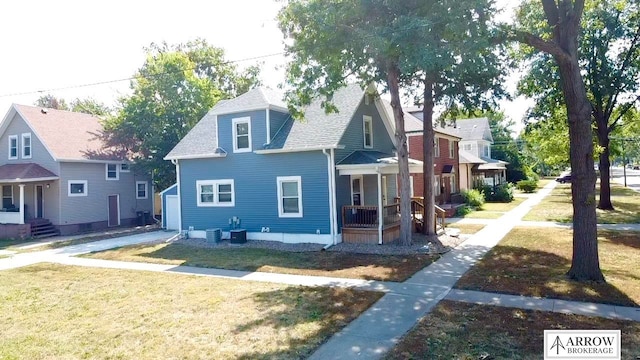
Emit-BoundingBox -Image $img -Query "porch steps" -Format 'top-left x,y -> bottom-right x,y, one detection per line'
29,219 -> 59,239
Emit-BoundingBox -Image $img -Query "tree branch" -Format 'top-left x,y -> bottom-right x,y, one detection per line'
515,30 -> 570,62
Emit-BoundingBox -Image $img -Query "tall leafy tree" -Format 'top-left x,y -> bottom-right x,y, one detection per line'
521,107 -> 572,172
102,39 -> 261,190
280,0 -> 504,244
518,0 -> 640,210
34,94 -> 69,110
70,98 -> 110,116
405,0 -> 505,238
511,0 -> 603,281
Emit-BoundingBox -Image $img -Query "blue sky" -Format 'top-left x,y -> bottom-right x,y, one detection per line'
0,0 -> 531,134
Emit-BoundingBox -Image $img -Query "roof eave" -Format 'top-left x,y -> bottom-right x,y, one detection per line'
255,145 -> 343,154
0,176 -> 59,183
163,153 -> 227,161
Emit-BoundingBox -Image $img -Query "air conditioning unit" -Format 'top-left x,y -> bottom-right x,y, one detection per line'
206,228 -> 222,243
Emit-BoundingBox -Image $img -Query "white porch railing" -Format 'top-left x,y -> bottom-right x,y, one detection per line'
0,211 -> 22,224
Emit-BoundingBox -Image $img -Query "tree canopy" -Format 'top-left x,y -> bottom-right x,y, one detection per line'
101,39 -> 261,190
517,0 -> 640,210
34,94 -> 110,115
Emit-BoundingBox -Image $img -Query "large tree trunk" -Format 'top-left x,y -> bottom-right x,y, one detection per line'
595,118 -> 614,210
422,79 -> 438,243
387,63 -> 412,245
550,8 -> 604,281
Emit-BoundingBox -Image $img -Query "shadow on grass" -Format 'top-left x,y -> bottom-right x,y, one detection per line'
455,245 -> 638,307
136,243 -> 435,282
600,230 -> 640,250
232,286 -> 382,360
0,238 -> 29,250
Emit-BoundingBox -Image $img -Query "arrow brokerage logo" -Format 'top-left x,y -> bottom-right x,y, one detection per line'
544,330 -> 621,359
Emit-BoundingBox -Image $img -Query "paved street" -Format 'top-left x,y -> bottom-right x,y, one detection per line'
611,165 -> 640,192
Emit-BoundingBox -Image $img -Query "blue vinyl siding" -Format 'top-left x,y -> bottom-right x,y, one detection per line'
335,172 -> 351,230
218,110 -> 267,152
269,110 -> 290,142
335,100 -> 395,162
179,151 -> 330,234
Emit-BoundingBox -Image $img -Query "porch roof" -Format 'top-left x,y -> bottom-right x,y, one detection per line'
0,163 -> 59,183
336,150 -> 423,175
477,158 -> 508,170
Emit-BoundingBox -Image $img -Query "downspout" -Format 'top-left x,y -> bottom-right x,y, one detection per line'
377,168 -> 383,245
172,159 -> 182,233
322,148 -> 336,248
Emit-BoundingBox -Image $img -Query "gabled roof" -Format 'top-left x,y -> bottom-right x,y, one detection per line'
442,117 -> 493,143
387,102 -> 460,139
459,149 -> 487,164
0,104 -> 121,162
0,163 -> 59,183
264,84 -> 368,151
209,88 -> 287,116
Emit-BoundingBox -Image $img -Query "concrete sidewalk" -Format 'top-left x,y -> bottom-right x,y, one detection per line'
308,181 -> 560,359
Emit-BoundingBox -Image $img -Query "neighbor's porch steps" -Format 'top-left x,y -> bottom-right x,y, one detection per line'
28,219 -> 59,239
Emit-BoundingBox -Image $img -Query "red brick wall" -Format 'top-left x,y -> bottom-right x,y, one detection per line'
406,134 -> 459,198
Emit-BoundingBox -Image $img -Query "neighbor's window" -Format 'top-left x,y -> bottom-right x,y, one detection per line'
120,163 -> 130,172
434,138 -> 440,158
232,117 -> 251,153
196,180 -> 235,207
449,140 -> 455,158
136,181 -> 148,199
2,185 -> 13,208
277,176 -> 302,217
68,180 -> 88,197
363,115 -> 373,148
8,135 -> 17,160
21,133 -> 31,159
434,176 -> 441,196
106,163 -> 119,180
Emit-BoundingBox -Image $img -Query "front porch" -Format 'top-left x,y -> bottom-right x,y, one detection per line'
341,204 -> 401,244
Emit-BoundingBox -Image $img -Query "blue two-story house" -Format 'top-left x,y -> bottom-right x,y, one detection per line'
164,84 -> 422,245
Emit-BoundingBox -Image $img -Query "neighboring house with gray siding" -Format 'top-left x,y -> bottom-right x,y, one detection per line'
0,104 -> 153,237
165,84 -> 423,245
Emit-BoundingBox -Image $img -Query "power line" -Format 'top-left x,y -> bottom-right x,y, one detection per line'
0,52 -> 286,99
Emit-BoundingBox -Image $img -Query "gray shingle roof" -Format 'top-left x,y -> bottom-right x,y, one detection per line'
210,88 -> 287,115
459,150 -> 486,164
442,117 -> 493,142
265,84 -> 365,151
387,102 -> 460,138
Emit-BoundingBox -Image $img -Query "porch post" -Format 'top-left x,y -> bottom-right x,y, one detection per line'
377,171 -> 383,245
18,184 -> 25,225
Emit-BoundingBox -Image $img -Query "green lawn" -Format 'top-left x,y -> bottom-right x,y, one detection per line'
455,227 -> 640,306
83,242 -> 437,282
386,300 -> 640,359
462,197 -> 524,219
0,263 -> 381,360
523,183 -> 640,223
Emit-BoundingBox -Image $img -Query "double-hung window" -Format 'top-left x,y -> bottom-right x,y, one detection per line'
21,133 -> 31,159
196,180 -> 235,207
8,135 -> 17,160
136,181 -> 148,199
363,115 -> 373,148
106,163 -> 119,180
2,185 -> 13,208
277,176 -> 302,217
449,140 -> 455,158
434,138 -> 440,158
120,163 -> 130,172
233,117 -> 251,153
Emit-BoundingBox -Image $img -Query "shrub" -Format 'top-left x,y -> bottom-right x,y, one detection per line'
516,179 -> 538,193
455,205 -> 473,217
483,183 -> 514,202
461,188 -> 485,208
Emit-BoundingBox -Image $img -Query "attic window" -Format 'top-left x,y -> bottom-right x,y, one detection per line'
363,115 -> 373,149
21,133 -> 32,159
8,135 -> 17,160
232,117 -> 251,153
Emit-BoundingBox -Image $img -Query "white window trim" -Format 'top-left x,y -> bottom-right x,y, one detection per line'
120,163 -> 130,172
350,175 -> 364,206
136,181 -> 148,199
434,137 -> 440,158
68,180 -> 88,197
106,163 -> 119,180
21,133 -> 32,159
8,135 -> 17,160
232,117 -> 252,153
277,176 -> 303,218
2,185 -> 13,207
363,115 -> 373,149
196,179 -> 235,207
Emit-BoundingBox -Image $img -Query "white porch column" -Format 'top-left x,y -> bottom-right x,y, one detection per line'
377,171 -> 383,245
18,184 -> 25,225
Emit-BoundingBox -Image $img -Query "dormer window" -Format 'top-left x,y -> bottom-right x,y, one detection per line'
233,117 -> 251,153
8,135 -> 17,160
363,115 -> 373,149
21,133 -> 31,159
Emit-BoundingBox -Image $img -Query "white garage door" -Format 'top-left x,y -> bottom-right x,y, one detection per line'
165,195 -> 179,230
